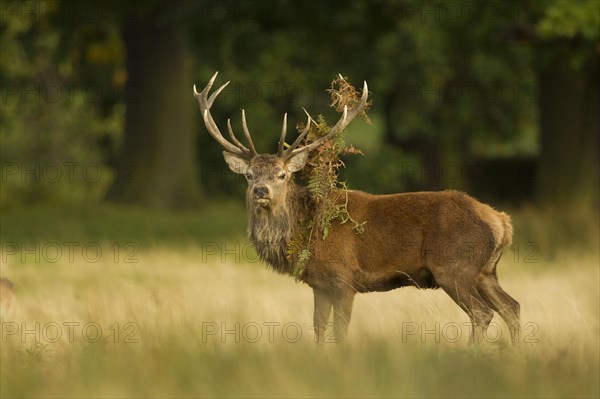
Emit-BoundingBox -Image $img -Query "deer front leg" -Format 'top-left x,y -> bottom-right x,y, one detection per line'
313,288 -> 333,343
333,290 -> 355,342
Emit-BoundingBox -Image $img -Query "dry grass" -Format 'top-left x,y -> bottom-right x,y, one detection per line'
1,244 -> 598,398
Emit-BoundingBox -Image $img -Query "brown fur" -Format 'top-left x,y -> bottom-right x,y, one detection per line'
244,155 -> 314,273
234,154 -> 520,344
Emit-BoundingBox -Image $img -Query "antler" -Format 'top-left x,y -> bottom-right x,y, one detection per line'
277,110 -> 313,157
195,73 -> 369,160
279,76 -> 369,159
193,72 -> 257,159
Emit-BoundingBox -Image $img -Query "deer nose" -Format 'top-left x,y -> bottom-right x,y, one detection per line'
253,185 -> 269,199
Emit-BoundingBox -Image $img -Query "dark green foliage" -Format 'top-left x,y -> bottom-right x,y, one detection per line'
2,0 -> 598,208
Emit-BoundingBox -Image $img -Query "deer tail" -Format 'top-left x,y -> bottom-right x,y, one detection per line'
499,211 -> 513,249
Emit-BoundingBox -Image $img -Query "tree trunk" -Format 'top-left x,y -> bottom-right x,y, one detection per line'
108,7 -> 200,208
536,45 -> 599,209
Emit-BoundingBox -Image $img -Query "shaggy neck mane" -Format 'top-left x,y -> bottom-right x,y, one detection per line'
247,183 -> 313,275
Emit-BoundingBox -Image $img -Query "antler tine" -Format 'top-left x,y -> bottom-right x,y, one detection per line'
241,110 -> 258,156
227,119 -> 250,152
282,111 -> 312,158
193,72 -> 254,158
207,81 -> 230,108
287,80 -> 368,158
193,71 -> 218,97
277,113 -> 287,157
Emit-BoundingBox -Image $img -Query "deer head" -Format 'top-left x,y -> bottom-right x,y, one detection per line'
193,72 -> 369,212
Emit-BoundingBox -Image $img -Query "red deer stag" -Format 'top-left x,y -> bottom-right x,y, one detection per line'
193,72 -> 520,344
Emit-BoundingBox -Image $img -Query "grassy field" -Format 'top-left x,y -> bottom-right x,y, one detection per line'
1,204 -> 599,398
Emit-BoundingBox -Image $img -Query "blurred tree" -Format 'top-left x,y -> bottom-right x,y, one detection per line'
108,1 -> 200,208
533,0 -> 599,208
0,0 -> 123,207
357,0 -> 537,191
3,0 -> 597,209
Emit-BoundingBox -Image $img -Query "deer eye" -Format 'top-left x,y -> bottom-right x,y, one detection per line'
245,171 -> 254,180
277,171 -> 286,180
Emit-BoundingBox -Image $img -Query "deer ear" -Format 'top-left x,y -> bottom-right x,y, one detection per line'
286,151 -> 309,173
223,151 -> 249,174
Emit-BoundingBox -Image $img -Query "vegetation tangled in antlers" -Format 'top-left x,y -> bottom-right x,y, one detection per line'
287,75 -> 372,279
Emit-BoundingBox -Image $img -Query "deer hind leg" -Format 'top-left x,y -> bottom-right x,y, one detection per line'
313,288 -> 333,343
435,272 -> 494,344
477,272 -> 520,344
332,290 -> 355,342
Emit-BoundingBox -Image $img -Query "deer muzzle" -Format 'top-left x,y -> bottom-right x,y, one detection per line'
252,185 -> 271,203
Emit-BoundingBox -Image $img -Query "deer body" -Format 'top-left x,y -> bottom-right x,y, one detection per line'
194,73 -> 520,344
302,189 -> 512,294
